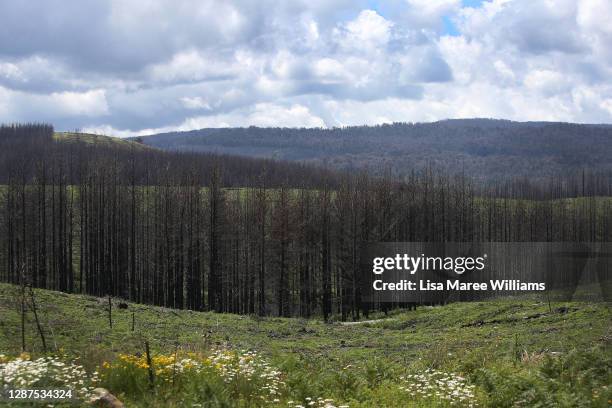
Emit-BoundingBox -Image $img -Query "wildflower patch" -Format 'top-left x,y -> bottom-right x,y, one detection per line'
0,353 -> 99,401
102,347 -> 286,405
401,369 -> 477,407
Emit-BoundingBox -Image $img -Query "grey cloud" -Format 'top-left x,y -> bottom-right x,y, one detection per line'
573,62 -> 610,84
0,56 -> 91,93
504,19 -> 584,55
293,81 -> 423,101
0,0 -> 610,133
398,48 -> 453,83
415,54 -> 453,83
0,1 -> 373,73
0,1 -> 263,72
460,1 -> 586,55
0,1 -> 444,131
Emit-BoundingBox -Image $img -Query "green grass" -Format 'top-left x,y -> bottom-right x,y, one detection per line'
0,284 -> 610,407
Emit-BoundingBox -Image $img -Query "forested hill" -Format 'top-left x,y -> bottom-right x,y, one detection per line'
2,124 -> 611,320
0,124 -> 341,187
138,119 -> 612,180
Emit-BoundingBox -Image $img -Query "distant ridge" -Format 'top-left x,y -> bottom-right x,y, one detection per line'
136,119 -> 612,181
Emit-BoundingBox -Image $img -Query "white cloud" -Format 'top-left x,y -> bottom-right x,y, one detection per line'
312,58 -> 349,82
404,0 -> 462,25
523,70 -> 570,96
148,50 -> 239,83
0,86 -> 109,124
0,62 -> 24,82
84,103 -> 324,137
246,103 -> 325,127
49,89 -> 109,116
601,98 -> 612,116
180,96 -> 212,110
335,10 -> 393,52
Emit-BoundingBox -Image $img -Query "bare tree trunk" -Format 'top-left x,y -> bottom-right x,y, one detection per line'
108,295 -> 112,329
29,286 -> 47,352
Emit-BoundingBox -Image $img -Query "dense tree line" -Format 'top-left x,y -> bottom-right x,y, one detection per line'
138,119 -> 612,182
1,124 -> 611,320
0,127 -> 343,188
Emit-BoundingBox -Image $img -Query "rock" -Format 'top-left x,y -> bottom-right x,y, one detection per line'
89,388 -> 124,408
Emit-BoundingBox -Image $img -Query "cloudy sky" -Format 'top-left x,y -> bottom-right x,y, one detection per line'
0,0 -> 611,136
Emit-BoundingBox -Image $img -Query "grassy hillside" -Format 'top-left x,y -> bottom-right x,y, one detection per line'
0,283 -> 609,407
54,132 -> 153,151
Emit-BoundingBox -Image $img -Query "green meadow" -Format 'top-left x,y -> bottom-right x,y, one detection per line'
0,283 -> 609,407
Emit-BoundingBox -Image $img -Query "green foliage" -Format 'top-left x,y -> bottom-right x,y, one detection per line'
472,347 -> 612,407
0,284 -> 609,407
100,359 -> 232,407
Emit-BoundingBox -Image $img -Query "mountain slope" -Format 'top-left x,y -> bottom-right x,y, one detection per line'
54,131 -> 153,151
138,119 -> 612,180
